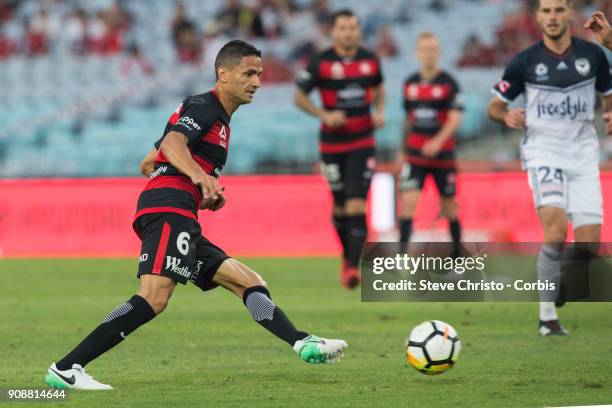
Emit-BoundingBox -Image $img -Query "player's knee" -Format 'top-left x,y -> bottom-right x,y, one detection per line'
345,198 -> 366,215
216,259 -> 267,297
543,224 -> 567,243
441,198 -> 458,218
140,292 -> 170,315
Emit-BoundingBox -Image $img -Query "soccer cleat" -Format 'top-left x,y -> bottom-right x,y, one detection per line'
293,335 -> 348,364
341,266 -> 360,289
45,363 -> 113,390
538,320 -> 569,336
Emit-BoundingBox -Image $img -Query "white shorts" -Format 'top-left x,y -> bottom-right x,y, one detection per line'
527,166 -> 603,228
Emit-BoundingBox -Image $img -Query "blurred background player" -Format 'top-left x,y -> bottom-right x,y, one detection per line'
294,9 -> 385,289
488,0 -> 612,336
397,32 -> 463,251
45,40 -> 347,391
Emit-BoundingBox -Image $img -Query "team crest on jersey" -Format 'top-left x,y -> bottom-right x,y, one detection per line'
535,63 -> 549,81
359,61 -> 372,75
575,58 -> 590,76
331,62 -> 345,79
432,86 -> 443,99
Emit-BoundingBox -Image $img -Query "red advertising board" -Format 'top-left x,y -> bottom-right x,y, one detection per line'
0,173 -> 610,258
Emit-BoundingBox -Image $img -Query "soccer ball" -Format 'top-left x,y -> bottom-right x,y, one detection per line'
406,320 -> 461,375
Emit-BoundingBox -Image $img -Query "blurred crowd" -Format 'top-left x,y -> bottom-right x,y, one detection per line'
3,0 -> 609,76
0,0 -> 131,58
0,0 -> 398,82
458,0 -> 612,67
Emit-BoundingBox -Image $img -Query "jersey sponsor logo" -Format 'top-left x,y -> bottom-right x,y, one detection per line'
177,116 -> 202,132
414,107 -> 438,120
165,256 -> 191,278
535,63 -> 549,81
219,125 -> 227,148
338,86 -> 365,100
166,256 -> 181,270
149,165 -> 168,178
536,95 -> 587,120
575,58 -> 590,76
556,61 -> 568,71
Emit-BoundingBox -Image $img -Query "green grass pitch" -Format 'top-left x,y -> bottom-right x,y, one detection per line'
1,257 -> 612,407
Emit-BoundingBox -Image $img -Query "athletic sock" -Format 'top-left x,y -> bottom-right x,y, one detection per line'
243,286 -> 309,346
399,218 -> 413,243
346,214 -> 367,268
56,295 -> 156,370
449,218 -> 462,257
537,245 -> 562,321
449,218 -> 461,245
332,215 -> 349,259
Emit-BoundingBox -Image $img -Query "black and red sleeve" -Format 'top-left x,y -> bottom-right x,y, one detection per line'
295,53 -> 320,94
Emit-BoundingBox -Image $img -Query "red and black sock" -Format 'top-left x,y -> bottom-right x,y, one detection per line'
346,214 -> 367,268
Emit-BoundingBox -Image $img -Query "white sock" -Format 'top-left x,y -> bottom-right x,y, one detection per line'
539,301 -> 558,321
537,245 -> 561,321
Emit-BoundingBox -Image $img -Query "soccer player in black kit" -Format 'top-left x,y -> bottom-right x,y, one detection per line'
397,32 -> 463,250
45,40 -> 348,391
294,9 -> 385,289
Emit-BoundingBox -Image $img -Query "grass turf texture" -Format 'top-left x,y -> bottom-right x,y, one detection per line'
1,258 -> 612,408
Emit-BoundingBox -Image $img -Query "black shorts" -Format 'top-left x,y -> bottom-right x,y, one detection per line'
320,147 -> 375,207
399,163 -> 457,197
133,212 -> 230,291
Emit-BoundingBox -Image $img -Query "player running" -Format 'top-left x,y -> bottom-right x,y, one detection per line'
397,32 -> 463,251
294,9 -> 385,289
45,40 -> 348,391
487,0 -> 612,335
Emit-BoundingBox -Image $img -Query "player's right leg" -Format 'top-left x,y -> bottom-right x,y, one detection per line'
45,213 -> 194,389
528,167 -> 569,336
320,154 -> 355,287
398,163 -> 426,244
209,258 -> 348,363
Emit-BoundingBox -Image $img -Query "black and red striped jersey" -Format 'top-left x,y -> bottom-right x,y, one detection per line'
296,47 -> 383,154
134,90 -> 231,222
402,71 -> 463,168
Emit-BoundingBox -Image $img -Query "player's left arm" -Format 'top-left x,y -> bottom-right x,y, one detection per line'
422,78 -> 463,158
595,46 -> 612,135
601,94 -> 612,135
139,147 -> 158,177
371,84 -> 385,129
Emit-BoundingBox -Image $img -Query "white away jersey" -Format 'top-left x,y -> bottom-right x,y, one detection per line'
492,38 -> 612,170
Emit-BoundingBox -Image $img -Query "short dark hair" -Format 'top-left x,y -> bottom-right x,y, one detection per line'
331,9 -> 359,27
214,40 -> 262,80
536,0 -> 573,10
